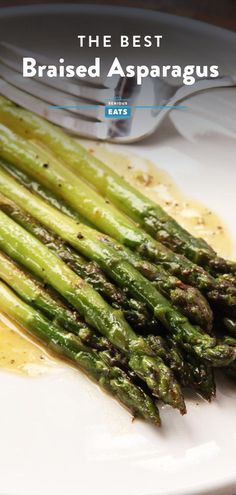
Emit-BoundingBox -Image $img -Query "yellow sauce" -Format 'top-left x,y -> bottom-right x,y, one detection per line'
0,314 -> 58,376
85,143 -> 233,259
0,143 -> 234,376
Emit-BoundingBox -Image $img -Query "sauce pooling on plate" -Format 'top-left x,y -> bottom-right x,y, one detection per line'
87,143 -> 233,259
0,314 -> 58,376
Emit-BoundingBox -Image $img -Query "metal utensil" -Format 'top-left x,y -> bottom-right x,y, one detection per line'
0,42 -> 235,143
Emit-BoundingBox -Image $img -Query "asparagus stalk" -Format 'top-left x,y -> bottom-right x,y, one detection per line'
219,335 -> 236,347
0,248 -> 215,398
0,249 -> 153,369
0,159 -> 92,227
0,279 -> 160,424
0,249 -> 152,388
0,210 -> 186,412
177,350 -> 215,400
101,236 -> 214,332
0,191 -> 158,334
0,186 -> 212,332
0,96 -> 234,277
0,249 -> 93,334
0,179 -> 234,368
0,124 -> 235,318
146,334 -> 215,400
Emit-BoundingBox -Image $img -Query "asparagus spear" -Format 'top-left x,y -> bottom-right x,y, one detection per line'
0,249 -> 153,367
0,249 -> 152,387
0,173 -> 215,344
0,279 -> 160,424
177,350 -> 215,400
0,124 -> 235,318
0,248 -> 215,398
0,186 -> 212,332
0,96 -> 234,277
0,210 -> 186,412
3,234 -> 216,401
219,335 -> 236,347
0,181 -> 234,369
0,249 -> 196,392
0,249 -> 205,392
0,159 -> 92,227
0,191 -> 158,334
0,249 -> 92,334
101,236 -> 214,332
146,334 -> 215,400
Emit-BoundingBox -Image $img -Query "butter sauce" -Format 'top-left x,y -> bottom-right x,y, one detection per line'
86,143 -> 233,259
0,313 -> 58,376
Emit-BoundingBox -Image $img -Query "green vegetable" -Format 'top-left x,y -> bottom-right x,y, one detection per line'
0,157 -> 92,226
0,249 -> 92,334
0,278 -> 160,424
0,122 -> 235,318
1,247 -> 216,400
0,190 -> 158,333
0,175 -> 234,368
0,209 -> 186,412
220,335 -> 236,347
145,334 -> 215,400
0,95 -> 235,278
0,249 -> 153,370
0,184 -> 211,331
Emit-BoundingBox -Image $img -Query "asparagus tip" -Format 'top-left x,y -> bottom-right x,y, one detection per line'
200,344 -> 236,367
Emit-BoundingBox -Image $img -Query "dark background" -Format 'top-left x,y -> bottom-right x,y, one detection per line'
0,0 -> 236,32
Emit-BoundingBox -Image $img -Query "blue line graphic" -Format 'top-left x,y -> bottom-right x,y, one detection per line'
48,104 -> 188,109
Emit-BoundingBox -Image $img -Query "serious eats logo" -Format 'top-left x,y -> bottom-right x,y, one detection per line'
105,97 -> 131,119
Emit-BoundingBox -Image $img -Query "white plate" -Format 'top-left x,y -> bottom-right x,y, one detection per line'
0,5 -> 236,495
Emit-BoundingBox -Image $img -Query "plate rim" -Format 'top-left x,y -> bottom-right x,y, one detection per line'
0,2 -> 236,45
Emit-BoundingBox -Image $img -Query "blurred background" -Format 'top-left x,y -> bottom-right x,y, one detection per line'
0,0 -> 235,32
